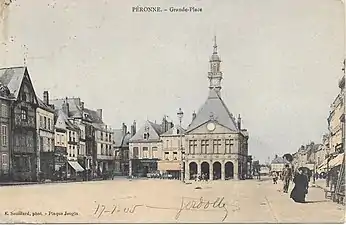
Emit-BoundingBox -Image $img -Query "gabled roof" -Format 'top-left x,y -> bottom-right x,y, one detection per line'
55,109 -> 79,131
161,125 -> 186,137
187,89 -> 239,132
271,157 -> 289,164
130,120 -> 163,142
113,129 -> 124,147
50,98 -> 103,124
0,66 -> 26,100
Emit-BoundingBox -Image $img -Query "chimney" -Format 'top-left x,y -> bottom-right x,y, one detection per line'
43,91 -> 49,105
122,123 -> 127,135
131,120 -> 137,136
62,98 -> 69,116
97,109 -> 103,120
81,102 -> 84,110
237,114 -> 241,130
192,111 -> 196,121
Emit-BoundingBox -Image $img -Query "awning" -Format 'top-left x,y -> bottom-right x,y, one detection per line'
68,161 -> 85,172
329,153 -> 345,168
158,161 -> 181,171
317,159 -> 329,170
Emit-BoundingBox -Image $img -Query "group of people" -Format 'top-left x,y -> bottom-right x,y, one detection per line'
272,164 -> 309,203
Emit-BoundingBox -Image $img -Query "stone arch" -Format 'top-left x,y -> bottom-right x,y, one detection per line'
189,162 -> 198,180
201,161 -> 210,180
225,161 -> 234,180
212,161 -> 222,180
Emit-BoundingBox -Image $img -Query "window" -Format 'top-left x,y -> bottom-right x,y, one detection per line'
21,108 -> 28,121
43,117 -> 46,129
2,153 -> 8,170
40,116 -> 43,128
101,144 -> 104,155
201,140 -> 209,154
1,125 -> 7,147
164,152 -> 169,160
48,118 -> 51,130
73,132 -> 75,142
144,132 -> 150,140
213,139 -> 221,154
152,147 -> 158,158
173,152 -> 178,160
40,137 -> 44,151
69,131 -> 72,142
188,140 -> 197,154
225,139 -> 234,154
101,132 -> 103,141
133,147 -> 139,158
1,104 -> 7,117
143,147 -> 149,158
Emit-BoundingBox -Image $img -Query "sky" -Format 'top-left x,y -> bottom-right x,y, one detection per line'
0,0 -> 344,163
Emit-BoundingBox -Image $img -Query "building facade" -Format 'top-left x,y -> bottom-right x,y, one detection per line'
0,67 -> 38,181
36,91 -> 55,180
129,119 -> 172,177
184,38 -> 249,181
114,122 -> 136,176
94,121 -> 114,175
0,90 -> 12,181
328,74 -> 345,155
158,126 -> 185,179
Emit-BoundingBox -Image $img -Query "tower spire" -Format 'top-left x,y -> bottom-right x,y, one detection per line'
208,36 -> 223,95
213,35 -> 217,54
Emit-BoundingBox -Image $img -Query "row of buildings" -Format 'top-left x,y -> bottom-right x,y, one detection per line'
0,66 -> 116,181
290,64 -> 345,175
0,37 -> 251,182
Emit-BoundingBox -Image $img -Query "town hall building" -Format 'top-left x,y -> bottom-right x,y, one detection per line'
184,37 -> 249,180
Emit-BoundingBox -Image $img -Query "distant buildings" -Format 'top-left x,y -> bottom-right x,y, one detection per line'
292,69 -> 345,175
271,155 -> 289,174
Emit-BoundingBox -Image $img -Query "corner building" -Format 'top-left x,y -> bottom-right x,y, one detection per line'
184,38 -> 249,180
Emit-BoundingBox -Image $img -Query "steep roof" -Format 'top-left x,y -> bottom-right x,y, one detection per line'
271,157 -> 289,164
50,98 -> 103,124
54,109 -> 78,131
37,97 -> 54,113
113,129 -> 124,147
0,66 -> 26,100
130,120 -> 163,142
187,89 -> 239,132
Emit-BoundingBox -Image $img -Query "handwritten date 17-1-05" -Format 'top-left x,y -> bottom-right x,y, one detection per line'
94,202 -> 143,218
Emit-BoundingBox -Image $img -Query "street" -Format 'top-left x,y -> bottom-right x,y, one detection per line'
0,178 -> 344,223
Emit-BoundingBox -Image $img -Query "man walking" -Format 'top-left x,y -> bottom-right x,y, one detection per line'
282,164 -> 292,193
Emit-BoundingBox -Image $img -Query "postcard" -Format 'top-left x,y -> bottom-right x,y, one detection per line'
0,0 -> 345,223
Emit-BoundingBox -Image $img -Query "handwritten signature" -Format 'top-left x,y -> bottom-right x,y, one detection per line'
94,196 -> 239,222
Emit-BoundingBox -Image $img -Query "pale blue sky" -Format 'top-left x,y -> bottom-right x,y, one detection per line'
0,0 -> 344,163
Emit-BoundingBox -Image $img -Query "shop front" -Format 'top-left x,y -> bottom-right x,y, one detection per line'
158,161 -> 181,179
131,159 -> 158,177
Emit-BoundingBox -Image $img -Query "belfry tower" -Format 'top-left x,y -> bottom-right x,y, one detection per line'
208,36 -> 223,95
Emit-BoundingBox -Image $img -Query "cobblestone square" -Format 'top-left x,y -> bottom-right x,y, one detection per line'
0,178 -> 344,223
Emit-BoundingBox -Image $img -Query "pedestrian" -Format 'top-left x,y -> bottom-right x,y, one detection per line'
282,164 -> 292,193
272,172 -> 278,184
290,169 -> 309,203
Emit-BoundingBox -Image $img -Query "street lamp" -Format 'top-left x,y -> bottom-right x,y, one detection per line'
177,108 -> 184,182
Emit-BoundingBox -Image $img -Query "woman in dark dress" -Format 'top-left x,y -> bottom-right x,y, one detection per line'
290,169 -> 309,203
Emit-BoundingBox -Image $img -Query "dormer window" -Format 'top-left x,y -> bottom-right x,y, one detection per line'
177,129 -> 180,135
143,132 -> 150,140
